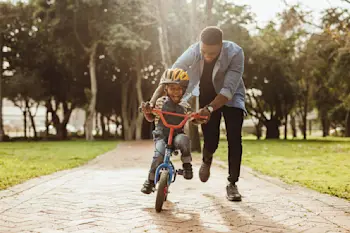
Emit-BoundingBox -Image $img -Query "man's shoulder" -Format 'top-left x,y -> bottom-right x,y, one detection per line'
184,42 -> 200,56
189,42 -> 200,50
223,40 -> 243,53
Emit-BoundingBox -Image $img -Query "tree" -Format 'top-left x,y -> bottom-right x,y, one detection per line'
0,2 -> 19,141
3,3 -> 47,139
5,71 -> 44,138
245,22 -> 298,139
324,8 -> 350,136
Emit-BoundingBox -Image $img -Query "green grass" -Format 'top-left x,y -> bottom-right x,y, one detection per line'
0,140 -> 117,190
216,137 -> 350,200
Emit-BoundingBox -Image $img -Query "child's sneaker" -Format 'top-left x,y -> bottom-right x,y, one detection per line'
183,163 -> 193,180
141,179 -> 155,194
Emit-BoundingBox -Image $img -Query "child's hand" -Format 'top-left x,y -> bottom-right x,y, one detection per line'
141,101 -> 153,114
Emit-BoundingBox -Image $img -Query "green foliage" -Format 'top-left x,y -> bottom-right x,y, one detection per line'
1,0 -> 350,139
216,138 -> 350,200
0,140 -> 117,189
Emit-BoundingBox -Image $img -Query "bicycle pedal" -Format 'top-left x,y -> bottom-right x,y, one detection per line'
177,169 -> 184,175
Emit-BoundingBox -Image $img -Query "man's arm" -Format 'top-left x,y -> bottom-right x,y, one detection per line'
210,48 -> 244,110
218,48 -> 244,103
198,48 -> 244,118
172,44 -> 196,70
208,94 -> 229,111
149,84 -> 165,106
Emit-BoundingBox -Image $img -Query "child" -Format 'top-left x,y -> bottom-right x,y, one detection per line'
140,68 -> 199,194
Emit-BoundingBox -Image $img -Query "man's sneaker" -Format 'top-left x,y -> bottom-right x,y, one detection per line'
199,161 -> 211,182
199,149 -> 213,182
183,163 -> 193,180
226,183 -> 242,202
141,179 -> 155,194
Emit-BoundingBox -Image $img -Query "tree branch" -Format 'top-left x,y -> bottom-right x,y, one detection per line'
136,21 -> 158,27
250,92 -> 268,121
246,94 -> 267,123
74,0 -> 89,52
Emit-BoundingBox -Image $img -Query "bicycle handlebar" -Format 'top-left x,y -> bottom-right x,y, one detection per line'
151,109 -> 208,129
139,107 -> 208,129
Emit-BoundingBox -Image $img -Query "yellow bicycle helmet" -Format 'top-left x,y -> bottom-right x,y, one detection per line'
160,68 -> 189,89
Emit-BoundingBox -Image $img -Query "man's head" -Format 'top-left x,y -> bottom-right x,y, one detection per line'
200,26 -> 223,63
160,68 -> 189,104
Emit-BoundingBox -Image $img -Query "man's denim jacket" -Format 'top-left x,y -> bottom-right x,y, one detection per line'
172,40 -> 246,113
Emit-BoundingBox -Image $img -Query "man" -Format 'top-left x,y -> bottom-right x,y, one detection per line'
143,26 -> 245,201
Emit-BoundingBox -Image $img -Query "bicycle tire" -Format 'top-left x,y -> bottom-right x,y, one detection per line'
155,170 -> 169,212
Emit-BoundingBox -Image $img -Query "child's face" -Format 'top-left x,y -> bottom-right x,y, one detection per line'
166,84 -> 184,104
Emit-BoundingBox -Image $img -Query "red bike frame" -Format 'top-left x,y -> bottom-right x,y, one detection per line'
152,109 -> 207,145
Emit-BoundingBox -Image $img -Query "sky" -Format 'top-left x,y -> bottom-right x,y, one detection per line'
234,0 -> 349,27
1,0 -> 349,28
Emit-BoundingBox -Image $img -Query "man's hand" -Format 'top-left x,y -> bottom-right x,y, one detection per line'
140,101 -> 153,114
197,107 -> 211,123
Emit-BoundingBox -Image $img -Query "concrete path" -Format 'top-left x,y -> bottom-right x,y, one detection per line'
0,141 -> 349,233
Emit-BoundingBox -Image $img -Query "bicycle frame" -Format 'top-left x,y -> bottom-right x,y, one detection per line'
153,109 -> 206,185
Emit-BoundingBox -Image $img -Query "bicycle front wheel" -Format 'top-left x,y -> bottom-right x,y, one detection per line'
155,170 -> 169,212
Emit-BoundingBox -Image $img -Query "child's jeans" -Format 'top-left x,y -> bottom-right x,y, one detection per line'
148,133 -> 191,181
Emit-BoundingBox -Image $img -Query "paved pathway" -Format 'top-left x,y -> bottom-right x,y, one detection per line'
0,141 -> 349,233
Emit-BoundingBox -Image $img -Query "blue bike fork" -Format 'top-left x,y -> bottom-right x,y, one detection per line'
154,146 -> 173,185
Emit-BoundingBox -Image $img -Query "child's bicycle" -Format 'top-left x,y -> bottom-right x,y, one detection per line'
149,108 -> 208,212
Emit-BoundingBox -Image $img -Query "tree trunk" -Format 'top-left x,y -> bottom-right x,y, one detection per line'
265,117 -> 280,139
189,97 -> 201,152
302,113 -> 307,140
321,112 -> 330,137
157,0 -> 172,68
46,100 -> 74,140
290,114 -> 297,138
309,120 -> 312,136
45,109 -> 50,138
121,80 -> 132,141
56,124 -> 68,140
205,0 -> 214,24
95,112 -> 99,136
345,110 -> 350,137
107,117 -> 110,135
190,0 -> 198,42
26,102 -> 38,139
135,51 -> 144,140
187,0 -> 203,152
100,114 -> 107,139
118,119 -> 123,139
85,42 -> 98,141
302,86 -> 309,140
0,33 -> 4,141
255,120 -> 263,140
124,126 -> 133,141
23,110 -> 27,139
284,113 -> 288,140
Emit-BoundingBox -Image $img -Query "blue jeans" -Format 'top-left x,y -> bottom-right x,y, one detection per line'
148,133 -> 191,181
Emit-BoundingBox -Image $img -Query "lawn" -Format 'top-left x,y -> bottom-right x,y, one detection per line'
216,137 -> 350,200
0,140 -> 117,190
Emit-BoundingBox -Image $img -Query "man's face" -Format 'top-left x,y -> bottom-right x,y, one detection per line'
166,84 -> 184,104
200,42 -> 222,63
